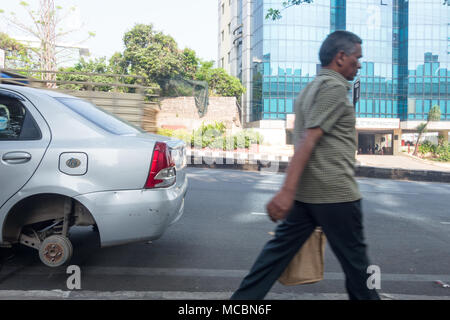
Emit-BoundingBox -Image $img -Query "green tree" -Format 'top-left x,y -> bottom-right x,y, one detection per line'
182,48 -> 200,79
0,32 -> 37,69
266,0 -> 313,20
117,24 -> 244,99
68,56 -> 111,74
195,60 -> 215,82
413,105 -> 441,156
120,24 -> 191,90
195,61 -> 245,100
108,51 -> 139,88
0,0 -> 94,83
57,57 -> 115,91
52,23 -> 245,101
208,68 -> 245,98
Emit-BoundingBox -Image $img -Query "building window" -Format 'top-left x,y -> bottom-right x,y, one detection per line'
222,3 -> 224,15
221,58 -> 224,68
286,100 -> 293,113
221,30 -> 224,42
228,23 -> 231,34
227,51 -> 231,63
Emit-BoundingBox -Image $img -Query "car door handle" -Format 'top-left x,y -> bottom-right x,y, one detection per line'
2,152 -> 32,164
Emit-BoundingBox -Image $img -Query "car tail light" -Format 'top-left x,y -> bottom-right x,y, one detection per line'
145,142 -> 176,189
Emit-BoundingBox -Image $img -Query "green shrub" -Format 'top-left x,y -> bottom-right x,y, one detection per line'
418,140 -> 450,162
159,123 -> 265,151
435,144 -> 450,161
157,128 -> 192,145
190,132 -> 204,148
418,140 -> 431,154
157,128 -> 174,137
172,129 -> 192,145
191,122 -> 227,148
232,129 -> 264,149
209,136 -> 228,149
245,129 -> 264,145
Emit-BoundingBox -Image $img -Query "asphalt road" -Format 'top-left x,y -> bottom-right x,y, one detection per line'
1,167 -> 450,300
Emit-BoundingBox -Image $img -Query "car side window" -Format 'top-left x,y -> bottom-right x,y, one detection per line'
0,94 -> 41,141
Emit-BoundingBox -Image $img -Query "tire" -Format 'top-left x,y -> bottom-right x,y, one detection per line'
38,235 -> 73,267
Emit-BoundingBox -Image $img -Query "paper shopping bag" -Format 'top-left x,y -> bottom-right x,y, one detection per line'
278,227 -> 326,286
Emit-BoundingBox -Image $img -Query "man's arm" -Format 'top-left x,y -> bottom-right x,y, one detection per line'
266,127 -> 323,222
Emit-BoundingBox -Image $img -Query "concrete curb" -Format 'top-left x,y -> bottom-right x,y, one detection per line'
354,166 -> 450,183
186,153 -> 450,183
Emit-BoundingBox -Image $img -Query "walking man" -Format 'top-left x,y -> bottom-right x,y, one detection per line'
230,31 -> 380,300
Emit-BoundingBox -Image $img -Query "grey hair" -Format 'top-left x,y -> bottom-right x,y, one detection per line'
319,30 -> 362,67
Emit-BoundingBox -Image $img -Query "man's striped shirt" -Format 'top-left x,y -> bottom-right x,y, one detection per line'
293,68 -> 362,204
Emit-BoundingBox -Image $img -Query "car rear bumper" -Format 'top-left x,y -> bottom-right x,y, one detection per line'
74,175 -> 188,247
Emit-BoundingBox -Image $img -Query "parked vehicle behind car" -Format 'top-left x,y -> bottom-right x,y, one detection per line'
0,84 -> 188,267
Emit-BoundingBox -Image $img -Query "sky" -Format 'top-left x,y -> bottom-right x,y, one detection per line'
0,0 -> 219,64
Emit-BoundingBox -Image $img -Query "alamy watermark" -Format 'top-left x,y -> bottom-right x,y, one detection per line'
66,265 -> 81,290
184,128 -> 282,174
367,265 -> 381,290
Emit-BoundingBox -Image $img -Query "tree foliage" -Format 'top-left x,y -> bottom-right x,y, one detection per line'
119,24 -> 193,89
195,61 -> 245,99
0,32 -> 37,69
266,0 -> 313,20
418,140 -> 450,162
158,122 -> 264,150
111,24 -> 244,99
57,57 -> 115,91
9,19 -> 245,100
0,0 -> 94,79
182,48 -> 200,79
413,105 -> 441,156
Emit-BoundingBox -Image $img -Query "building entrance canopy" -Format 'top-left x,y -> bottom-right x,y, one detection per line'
356,118 -> 400,130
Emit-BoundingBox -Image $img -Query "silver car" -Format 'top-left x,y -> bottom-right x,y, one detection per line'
0,84 -> 188,267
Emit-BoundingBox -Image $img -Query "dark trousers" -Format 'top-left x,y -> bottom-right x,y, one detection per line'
230,200 -> 380,300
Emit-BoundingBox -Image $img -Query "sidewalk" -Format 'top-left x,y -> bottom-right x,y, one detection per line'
356,154 -> 450,173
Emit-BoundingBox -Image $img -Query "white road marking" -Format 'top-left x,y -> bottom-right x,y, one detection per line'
251,212 -> 267,216
0,290 -> 449,300
440,222 -> 450,225
1,266 -> 449,283
359,189 -> 420,195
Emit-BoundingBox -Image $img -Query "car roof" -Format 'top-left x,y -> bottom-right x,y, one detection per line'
0,84 -> 76,99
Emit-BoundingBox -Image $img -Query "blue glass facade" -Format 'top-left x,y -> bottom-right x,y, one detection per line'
347,0 -> 398,119
248,0 -> 450,122
331,0 -> 346,32
407,0 -> 450,121
252,0 -> 330,121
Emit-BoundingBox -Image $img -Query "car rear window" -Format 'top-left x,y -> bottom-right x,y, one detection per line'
0,93 -> 41,141
56,97 -> 144,135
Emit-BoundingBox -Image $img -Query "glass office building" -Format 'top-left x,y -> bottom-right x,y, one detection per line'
219,0 -> 450,151
406,1 -> 449,121
251,0 -> 330,121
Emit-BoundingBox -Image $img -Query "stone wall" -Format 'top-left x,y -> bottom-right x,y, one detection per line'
156,96 -> 241,132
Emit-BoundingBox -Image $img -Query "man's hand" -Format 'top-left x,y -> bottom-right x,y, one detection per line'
266,127 -> 323,223
266,188 -> 295,223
